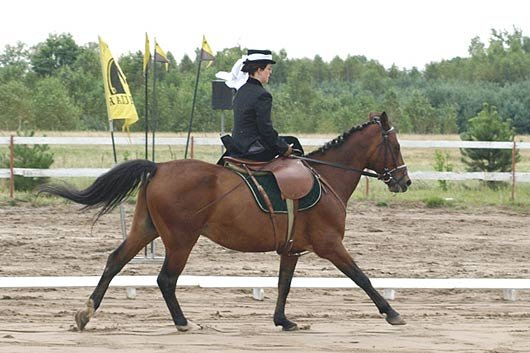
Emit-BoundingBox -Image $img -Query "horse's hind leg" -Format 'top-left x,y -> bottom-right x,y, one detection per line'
75,191 -> 158,331
156,234 -> 199,331
316,242 -> 406,326
273,254 -> 299,331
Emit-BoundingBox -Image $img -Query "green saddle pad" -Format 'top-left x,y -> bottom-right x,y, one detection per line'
234,171 -> 322,213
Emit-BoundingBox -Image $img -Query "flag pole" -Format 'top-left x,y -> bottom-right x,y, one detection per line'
109,120 -> 118,163
144,61 -> 149,160
151,42 -> 158,162
185,55 -> 202,159
109,120 -> 127,239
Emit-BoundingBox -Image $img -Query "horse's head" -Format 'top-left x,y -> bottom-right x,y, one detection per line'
366,112 -> 411,193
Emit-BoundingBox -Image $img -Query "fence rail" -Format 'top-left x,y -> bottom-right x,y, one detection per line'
2,135 -> 530,200
2,275 -> 529,289
2,167 -> 530,182
1,136 -> 529,182
1,136 -> 530,149
1,275 -> 528,301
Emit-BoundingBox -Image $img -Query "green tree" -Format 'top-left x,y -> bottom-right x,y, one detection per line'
382,89 -> 402,130
270,49 -> 288,85
0,42 -> 30,82
31,33 -> 81,76
311,55 -> 329,83
345,93 -> 377,131
436,103 -> 458,134
2,30 -> 530,135
56,44 -> 106,130
425,28 -> 530,85
498,79 -> 530,133
328,56 -> 344,81
178,54 -> 195,73
32,77 -> 81,130
401,90 -> 437,133
0,130 -> 54,191
212,47 -> 245,74
360,67 -> 386,96
460,103 -> 520,188
0,81 -> 34,130
433,150 -> 453,191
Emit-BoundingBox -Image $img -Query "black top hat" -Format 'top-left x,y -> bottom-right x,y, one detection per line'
244,49 -> 276,65
247,49 -> 276,64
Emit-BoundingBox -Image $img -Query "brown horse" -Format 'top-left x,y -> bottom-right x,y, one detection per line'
41,112 -> 411,332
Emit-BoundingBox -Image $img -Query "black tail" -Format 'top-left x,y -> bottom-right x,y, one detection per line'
40,159 -> 157,219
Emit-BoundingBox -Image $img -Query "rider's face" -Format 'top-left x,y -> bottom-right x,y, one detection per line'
255,64 -> 273,84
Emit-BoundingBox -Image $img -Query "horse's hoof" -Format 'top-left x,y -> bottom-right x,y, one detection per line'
283,324 -> 298,331
275,317 -> 299,331
75,299 -> 94,331
75,310 -> 90,331
176,324 -> 189,332
176,321 -> 201,332
386,313 -> 406,325
281,321 -> 298,331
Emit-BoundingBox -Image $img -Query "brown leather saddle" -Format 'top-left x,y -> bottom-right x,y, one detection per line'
222,156 -> 314,200
223,155 -> 315,255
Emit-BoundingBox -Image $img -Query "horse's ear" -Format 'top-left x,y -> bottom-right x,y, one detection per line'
380,111 -> 391,130
368,112 -> 381,121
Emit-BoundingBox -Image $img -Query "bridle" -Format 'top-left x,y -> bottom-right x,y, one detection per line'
291,120 -> 407,184
375,123 -> 408,185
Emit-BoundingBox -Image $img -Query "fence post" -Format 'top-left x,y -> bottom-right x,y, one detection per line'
9,135 -> 14,198
191,136 -> 194,159
511,141 -> 516,201
365,176 -> 370,198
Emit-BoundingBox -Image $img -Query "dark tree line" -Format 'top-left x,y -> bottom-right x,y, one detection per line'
1,29 -> 530,135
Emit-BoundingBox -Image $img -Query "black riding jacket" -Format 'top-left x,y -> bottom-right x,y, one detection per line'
231,77 -> 289,156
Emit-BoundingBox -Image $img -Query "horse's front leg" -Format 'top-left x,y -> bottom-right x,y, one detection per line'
273,253 -> 299,331
316,241 -> 406,325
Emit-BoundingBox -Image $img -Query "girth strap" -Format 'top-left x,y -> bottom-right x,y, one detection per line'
242,164 -> 299,255
277,198 -> 298,255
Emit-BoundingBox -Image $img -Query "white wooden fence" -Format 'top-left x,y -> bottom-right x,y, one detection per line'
1,136 -> 530,182
1,275 -> 528,301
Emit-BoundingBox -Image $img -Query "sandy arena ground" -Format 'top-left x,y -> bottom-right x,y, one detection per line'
1,201 -> 529,352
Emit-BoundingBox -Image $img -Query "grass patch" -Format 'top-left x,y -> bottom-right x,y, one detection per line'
423,196 -> 449,208
351,178 -> 530,209
3,179 -> 529,210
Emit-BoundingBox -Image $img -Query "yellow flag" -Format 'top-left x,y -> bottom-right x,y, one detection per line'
143,33 -> 150,74
201,35 -> 215,67
154,42 -> 169,71
98,36 -> 139,131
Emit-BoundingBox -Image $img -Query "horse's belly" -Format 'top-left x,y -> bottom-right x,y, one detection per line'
201,214 -> 283,252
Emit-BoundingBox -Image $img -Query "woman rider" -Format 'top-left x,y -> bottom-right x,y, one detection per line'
220,49 -> 303,161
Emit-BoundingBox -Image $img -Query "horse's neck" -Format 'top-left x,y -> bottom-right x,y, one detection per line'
312,128 -> 375,204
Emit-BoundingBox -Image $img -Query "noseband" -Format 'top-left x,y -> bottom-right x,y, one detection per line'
291,120 -> 407,182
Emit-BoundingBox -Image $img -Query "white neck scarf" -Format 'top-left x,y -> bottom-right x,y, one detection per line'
215,56 -> 249,90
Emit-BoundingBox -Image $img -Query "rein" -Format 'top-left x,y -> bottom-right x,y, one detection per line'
289,155 -> 380,179
290,122 -> 407,184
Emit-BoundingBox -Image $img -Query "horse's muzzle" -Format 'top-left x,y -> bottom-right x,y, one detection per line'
387,177 -> 411,193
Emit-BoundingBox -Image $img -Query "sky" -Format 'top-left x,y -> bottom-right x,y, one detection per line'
1,0 -> 529,70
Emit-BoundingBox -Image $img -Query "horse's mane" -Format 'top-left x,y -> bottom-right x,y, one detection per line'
307,120 -> 377,157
